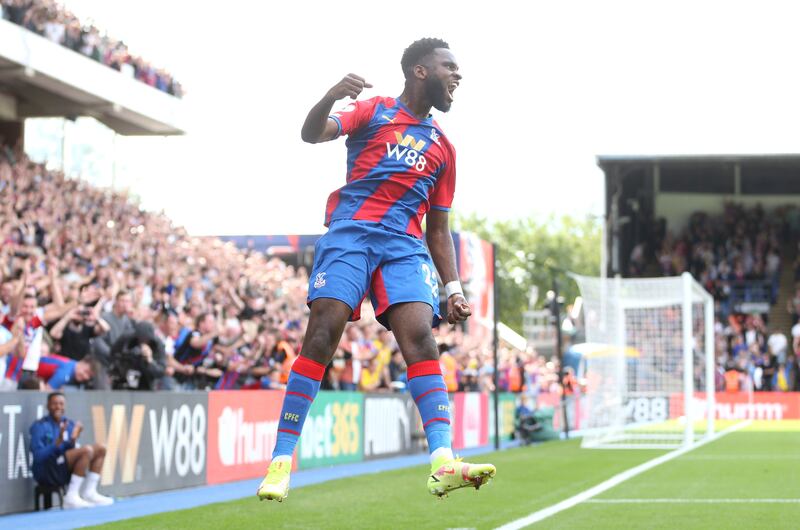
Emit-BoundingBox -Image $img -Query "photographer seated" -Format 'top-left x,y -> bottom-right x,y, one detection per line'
29,392 -> 113,508
515,394 -> 542,445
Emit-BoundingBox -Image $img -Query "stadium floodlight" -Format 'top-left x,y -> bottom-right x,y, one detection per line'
572,272 -> 715,449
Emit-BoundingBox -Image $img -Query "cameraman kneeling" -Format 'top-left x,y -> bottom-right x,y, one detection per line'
109,321 -> 168,390
515,394 -> 542,445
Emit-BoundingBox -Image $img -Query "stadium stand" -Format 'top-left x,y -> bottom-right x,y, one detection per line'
0,0 -> 183,97
625,204 -> 800,392
0,144 -> 560,396
599,155 -> 800,394
628,203 -> 791,315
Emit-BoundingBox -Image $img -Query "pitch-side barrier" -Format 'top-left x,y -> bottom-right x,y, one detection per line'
0,390 -> 518,515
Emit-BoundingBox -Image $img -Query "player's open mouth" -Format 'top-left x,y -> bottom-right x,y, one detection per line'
447,82 -> 458,102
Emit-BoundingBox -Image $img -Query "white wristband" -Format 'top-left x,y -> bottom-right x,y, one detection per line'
444,281 -> 463,298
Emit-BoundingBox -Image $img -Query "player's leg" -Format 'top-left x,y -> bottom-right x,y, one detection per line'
258,298 -> 352,502
372,242 -> 451,462
80,443 -> 113,506
385,302 -> 452,458
64,446 -> 94,508
374,243 -> 452,462
376,242 -> 497,497
272,297 -> 352,457
387,303 -> 496,496
260,223 -> 371,501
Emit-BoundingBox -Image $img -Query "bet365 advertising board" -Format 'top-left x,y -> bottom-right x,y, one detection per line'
296,391 -> 363,469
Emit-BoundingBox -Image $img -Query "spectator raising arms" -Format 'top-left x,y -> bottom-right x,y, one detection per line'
0,144 -> 579,396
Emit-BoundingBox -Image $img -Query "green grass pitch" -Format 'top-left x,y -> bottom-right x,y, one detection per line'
90,421 -> 799,529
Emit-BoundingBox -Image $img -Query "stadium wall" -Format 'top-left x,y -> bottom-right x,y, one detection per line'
0,390 -> 518,515
686,392 -> 800,421
566,391 -> 800,432
655,193 -> 798,231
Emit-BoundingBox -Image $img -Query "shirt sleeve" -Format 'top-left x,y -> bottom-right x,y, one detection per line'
48,360 -> 76,390
30,420 -> 73,462
429,144 -> 456,211
329,97 -> 379,138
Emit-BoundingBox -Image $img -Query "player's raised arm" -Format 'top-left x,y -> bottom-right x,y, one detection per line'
300,74 -> 372,144
426,209 -> 471,324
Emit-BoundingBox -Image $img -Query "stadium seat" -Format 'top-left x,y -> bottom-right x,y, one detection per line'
34,484 -> 65,511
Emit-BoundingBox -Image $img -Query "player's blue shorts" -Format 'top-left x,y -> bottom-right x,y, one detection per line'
308,219 -> 442,330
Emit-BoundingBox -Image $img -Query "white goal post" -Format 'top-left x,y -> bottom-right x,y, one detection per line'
572,272 -> 715,449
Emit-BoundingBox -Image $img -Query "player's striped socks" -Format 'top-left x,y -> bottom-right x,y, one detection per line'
407,360 -> 453,464
271,356 -> 326,459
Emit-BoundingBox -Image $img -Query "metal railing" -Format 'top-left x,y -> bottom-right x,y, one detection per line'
725,279 -> 776,315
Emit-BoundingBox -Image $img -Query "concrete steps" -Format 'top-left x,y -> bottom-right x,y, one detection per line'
768,243 -> 798,335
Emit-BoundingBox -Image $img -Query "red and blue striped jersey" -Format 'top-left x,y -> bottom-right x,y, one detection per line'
325,96 -> 456,238
36,354 -> 76,389
2,310 -> 44,381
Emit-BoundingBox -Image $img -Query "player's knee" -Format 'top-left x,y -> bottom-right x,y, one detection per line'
93,443 -> 107,457
402,326 -> 438,360
303,325 -> 337,360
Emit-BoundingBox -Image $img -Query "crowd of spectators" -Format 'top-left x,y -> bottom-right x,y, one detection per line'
0,144 -> 555,396
786,252 -> 800,325
6,141 -> 798,398
629,203 -> 797,318
715,313 -> 800,392
626,203 -> 800,392
0,0 -> 183,98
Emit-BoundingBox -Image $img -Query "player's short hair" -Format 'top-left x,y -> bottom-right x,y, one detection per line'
401,38 -> 449,79
47,391 -> 65,403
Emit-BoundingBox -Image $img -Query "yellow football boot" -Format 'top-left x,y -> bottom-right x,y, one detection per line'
427,457 -> 496,498
256,459 -> 291,502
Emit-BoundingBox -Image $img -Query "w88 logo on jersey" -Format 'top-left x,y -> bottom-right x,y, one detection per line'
386,132 -> 427,172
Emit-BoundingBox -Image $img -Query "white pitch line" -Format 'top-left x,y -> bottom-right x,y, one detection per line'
682,454 -> 799,461
586,498 -> 800,504
494,420 -> 752,530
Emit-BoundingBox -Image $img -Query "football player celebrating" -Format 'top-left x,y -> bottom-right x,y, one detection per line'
258,38 -> 496,501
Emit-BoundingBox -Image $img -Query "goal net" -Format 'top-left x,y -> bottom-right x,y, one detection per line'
573,273 -> 715,449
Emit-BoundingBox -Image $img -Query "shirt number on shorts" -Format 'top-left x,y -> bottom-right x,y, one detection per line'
421,263 -> 439,298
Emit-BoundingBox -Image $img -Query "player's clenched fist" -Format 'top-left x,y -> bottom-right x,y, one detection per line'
447,294 -> 472,324
327,73 -> 373,100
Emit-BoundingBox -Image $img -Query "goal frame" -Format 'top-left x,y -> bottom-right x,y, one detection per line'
576,272 -> 715,449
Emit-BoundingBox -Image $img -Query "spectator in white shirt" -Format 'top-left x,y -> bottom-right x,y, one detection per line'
767,329 -> 788,364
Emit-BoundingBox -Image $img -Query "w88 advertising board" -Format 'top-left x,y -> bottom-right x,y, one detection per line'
0,391 -> 207,515
0,389 -> 627,515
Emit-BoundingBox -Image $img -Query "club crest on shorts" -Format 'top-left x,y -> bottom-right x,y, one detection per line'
314,272 -> 327,289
